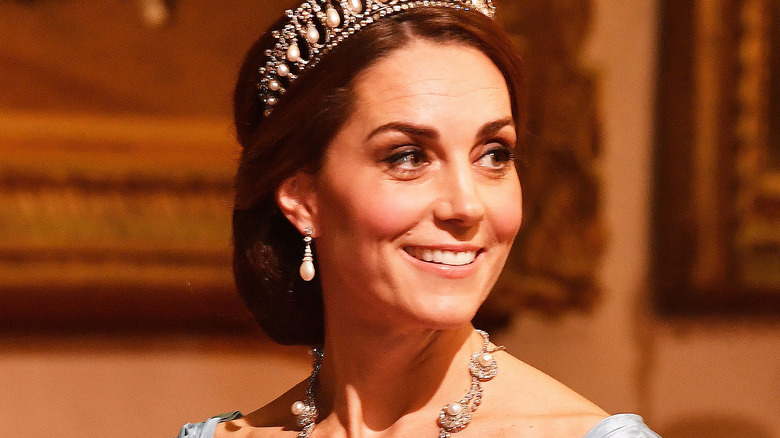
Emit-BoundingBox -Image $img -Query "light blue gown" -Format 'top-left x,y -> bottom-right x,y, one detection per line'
178,412 -> 661,437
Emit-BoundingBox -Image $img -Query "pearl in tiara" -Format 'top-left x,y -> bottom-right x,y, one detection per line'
256,0 -> 497,116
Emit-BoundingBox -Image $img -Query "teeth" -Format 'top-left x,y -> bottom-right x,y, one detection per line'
405,247 -> 477,266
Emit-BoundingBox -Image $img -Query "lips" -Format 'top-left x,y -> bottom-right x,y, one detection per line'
403,247 -> 479,266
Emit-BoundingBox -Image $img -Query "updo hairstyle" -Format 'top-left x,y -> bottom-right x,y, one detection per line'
232,6 -> 526,346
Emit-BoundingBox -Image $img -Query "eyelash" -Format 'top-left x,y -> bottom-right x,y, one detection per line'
479,144 -> 516,171
381,147 -> 429,177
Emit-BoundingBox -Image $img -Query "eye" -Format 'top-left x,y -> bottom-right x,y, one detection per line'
475,144 -> 515,171
382,147 -> 429,177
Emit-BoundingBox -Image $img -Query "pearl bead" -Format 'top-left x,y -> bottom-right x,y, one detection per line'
267,96 -> 278,106
286,43 -> 301,62
291,401 -> 306,416
325,6 -> 341,28
268,79 -> 281,91
306,22 -> 320,44
347,0 -> 363,13
445,403 -> 463,416
300,260 -> 315,281
478,353 -> 493,367
277,63 -> 290,77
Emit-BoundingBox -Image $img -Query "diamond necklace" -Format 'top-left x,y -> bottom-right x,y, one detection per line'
290,329 -> 505,438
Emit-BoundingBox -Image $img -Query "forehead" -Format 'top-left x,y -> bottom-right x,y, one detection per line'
348,40 -> 512,125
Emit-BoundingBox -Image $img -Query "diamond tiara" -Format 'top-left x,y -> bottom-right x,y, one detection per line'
257,0 -> 497,116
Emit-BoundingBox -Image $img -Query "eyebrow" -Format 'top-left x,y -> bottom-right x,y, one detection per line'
365,117 -> 515,142
366,122 -> 439,142
475,117 -> 515,140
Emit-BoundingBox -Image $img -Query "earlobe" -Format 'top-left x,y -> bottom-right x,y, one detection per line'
276,171 -> 318,235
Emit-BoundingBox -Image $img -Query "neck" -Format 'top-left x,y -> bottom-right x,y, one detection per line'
315,321 -> 482,435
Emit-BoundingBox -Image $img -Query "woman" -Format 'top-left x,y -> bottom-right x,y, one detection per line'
180,1 -> 660,436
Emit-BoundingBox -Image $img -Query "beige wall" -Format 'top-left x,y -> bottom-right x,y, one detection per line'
2,1 -> 779,437
0,337 -> 311,436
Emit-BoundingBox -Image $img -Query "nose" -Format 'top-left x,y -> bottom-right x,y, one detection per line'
432,165 -> 486,227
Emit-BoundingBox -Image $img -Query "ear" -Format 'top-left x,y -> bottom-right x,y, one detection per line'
276,171 -> 319,235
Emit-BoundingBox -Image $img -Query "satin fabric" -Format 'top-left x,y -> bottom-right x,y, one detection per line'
177,412 -> 661,437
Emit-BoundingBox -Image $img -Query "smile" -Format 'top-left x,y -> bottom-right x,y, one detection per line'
403,247 -> 479,266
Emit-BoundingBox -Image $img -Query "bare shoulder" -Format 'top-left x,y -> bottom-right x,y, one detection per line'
492,350 -> 608,415
214,381 -> 308,438
475,351 -> 609,437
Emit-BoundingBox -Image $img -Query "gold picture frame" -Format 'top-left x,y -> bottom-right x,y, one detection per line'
653,0 -> 780,314
0,113 -> 253,333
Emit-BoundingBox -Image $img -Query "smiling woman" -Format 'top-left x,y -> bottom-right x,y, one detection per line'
282,42 -> 522,333
177,1 -> 659,437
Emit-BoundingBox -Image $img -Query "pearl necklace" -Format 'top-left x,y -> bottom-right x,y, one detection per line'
290,329 -> 505,438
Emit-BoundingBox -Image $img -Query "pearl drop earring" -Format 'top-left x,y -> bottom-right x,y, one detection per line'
299,227 -> 315,281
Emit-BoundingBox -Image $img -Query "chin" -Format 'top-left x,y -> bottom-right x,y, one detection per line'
406,295 -> 483,331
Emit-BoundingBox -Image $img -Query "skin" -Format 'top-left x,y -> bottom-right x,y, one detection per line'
218,40 -> 607,437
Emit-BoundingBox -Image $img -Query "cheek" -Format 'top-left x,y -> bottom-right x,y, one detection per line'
361,195 -> 422,237
320,181 -> 427,243
487,184 -> 523,242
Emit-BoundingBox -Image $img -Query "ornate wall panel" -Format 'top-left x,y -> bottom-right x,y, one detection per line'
653,0 -> 780,315
0,1 -> 298,334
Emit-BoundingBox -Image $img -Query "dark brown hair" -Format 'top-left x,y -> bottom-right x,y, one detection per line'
232,6 -> 526,346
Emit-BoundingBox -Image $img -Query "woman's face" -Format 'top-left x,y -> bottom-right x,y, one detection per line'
308,40 -> 522,331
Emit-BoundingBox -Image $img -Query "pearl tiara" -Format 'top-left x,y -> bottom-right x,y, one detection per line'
257,0 -> 497,115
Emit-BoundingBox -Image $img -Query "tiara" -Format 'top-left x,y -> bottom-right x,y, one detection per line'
257,0 -> 497,115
